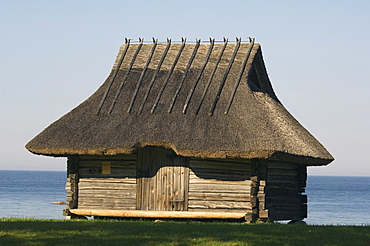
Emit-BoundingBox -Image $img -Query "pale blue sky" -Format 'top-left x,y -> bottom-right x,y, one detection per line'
1,0 -> 369,176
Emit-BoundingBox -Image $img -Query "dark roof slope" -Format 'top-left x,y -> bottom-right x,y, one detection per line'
26,38 -> 334,165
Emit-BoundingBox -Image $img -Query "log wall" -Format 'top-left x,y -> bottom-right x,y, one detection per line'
188,158 -> 252,212
259,160 -> 307,221
75,155 -> 137,210
64,156 -> 79,216
64,153 -> 307,222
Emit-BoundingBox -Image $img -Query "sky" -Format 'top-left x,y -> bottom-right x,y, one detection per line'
0,0 -> 369,176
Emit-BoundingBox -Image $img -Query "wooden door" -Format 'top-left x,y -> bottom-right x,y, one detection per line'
137,147 -> 189,211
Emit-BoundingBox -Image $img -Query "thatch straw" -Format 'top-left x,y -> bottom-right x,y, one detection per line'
26,40 -> 334,166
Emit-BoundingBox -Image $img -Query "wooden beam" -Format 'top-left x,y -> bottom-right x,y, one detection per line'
69,209 -> 246,219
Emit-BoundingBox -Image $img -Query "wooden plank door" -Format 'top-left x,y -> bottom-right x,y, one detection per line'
137,147 -> 189,211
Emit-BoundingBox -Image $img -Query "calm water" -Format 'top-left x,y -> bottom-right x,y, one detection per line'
0,170 -> 369,225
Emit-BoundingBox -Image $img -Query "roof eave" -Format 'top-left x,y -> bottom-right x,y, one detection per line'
26,145 -> 334,166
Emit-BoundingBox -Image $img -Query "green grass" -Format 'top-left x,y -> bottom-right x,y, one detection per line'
0,218 -> 369,246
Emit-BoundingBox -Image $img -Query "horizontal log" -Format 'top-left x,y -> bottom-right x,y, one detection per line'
188,208 -> 251,213
189,187 -> 250,194
265,183 -> 304,191
189,192 -> 250,202
189,175 -> 251,185
78,161 -> 137,169
259,196 -> 306,209
190,164 -> 249,172
190,160 -> 250,171
267,175 -> 300,184
189,190 -> 249,194
79,155 -> 137,161
78,183 -> 136,190
78,204 -> 137,209
259,212 -> 304,221
78,189 -> 136,195
188,200 -> 248,209
78,198 -> 136,203
78,202 -> 136,208
77,206 -> 136,210
79,200 -> 136,206
78,168 -> 136,178
190,158 -> 251,165
259,209 -> 269,218
190,168 -> 250,178
79,178 -> 136,183
259,187 -> 300,197
268,168 -> 298,177
267,161 -> 297,169
79,195 -> 136,200
267,206 -> 306,214
267,175 -> 300,183
190,174 -> 250,181
70,209 -> 247,219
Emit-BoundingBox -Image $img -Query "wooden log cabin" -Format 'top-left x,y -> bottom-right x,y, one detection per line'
26,38 -> 334,222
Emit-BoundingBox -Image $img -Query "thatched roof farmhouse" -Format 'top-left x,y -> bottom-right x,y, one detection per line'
26,38 -> 334,222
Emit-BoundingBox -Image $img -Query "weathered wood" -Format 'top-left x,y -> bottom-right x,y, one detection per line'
258,193 -> 305,204
190,173 -> 250,181
79,199 -> 136,206
258,162 -> 307,221
249,159 -> 259,222
78,161 -> 136,178
267,161 -> 298,170
78,182 -> 136,190
190,160 -> 251,171
78,190 -> 136,197
136,147 -> 143,210
78,161 -> 137,168
260,187 -> 300,197
171,155 -> 190,211
264,206 -> 307,221
259,209 -> 269,218
297,165 -> 307,187
267,169 -> 298,177
183,158 -> 190,211
79,154 -> 137,161
70,209 -> 247,219
188,201 -> 248,209
190,158 -> 252,165
267,175 -> 300,184
189,174 -> 251,185
68,173 -> 79,209
79,178 -> 136,183
137,147 -> 189,211
189,192 -> 250,201
67,156 -> 79,175
189,182 -> 250,190
260,196 -> 306,208
148,148 -> 157,210
190,167 -> 250,177
245,212 -> 258,222
258,159 -> 267,180
188,208 -> 251,213
188,158 -> 251,213
78,198 -> 136,204
78,205 -> 136,210
77,176 -> 137,210
167,160 -> 174,211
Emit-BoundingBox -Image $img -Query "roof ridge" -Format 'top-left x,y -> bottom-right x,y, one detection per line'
125,37 -> 254,44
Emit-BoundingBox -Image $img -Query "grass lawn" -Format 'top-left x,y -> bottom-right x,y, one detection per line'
0,218 -> 369,246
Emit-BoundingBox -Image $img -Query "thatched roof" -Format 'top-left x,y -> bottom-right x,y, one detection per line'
26,38 -> 334,166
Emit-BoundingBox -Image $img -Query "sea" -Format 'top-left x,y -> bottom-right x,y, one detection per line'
0,170 -> 369,225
